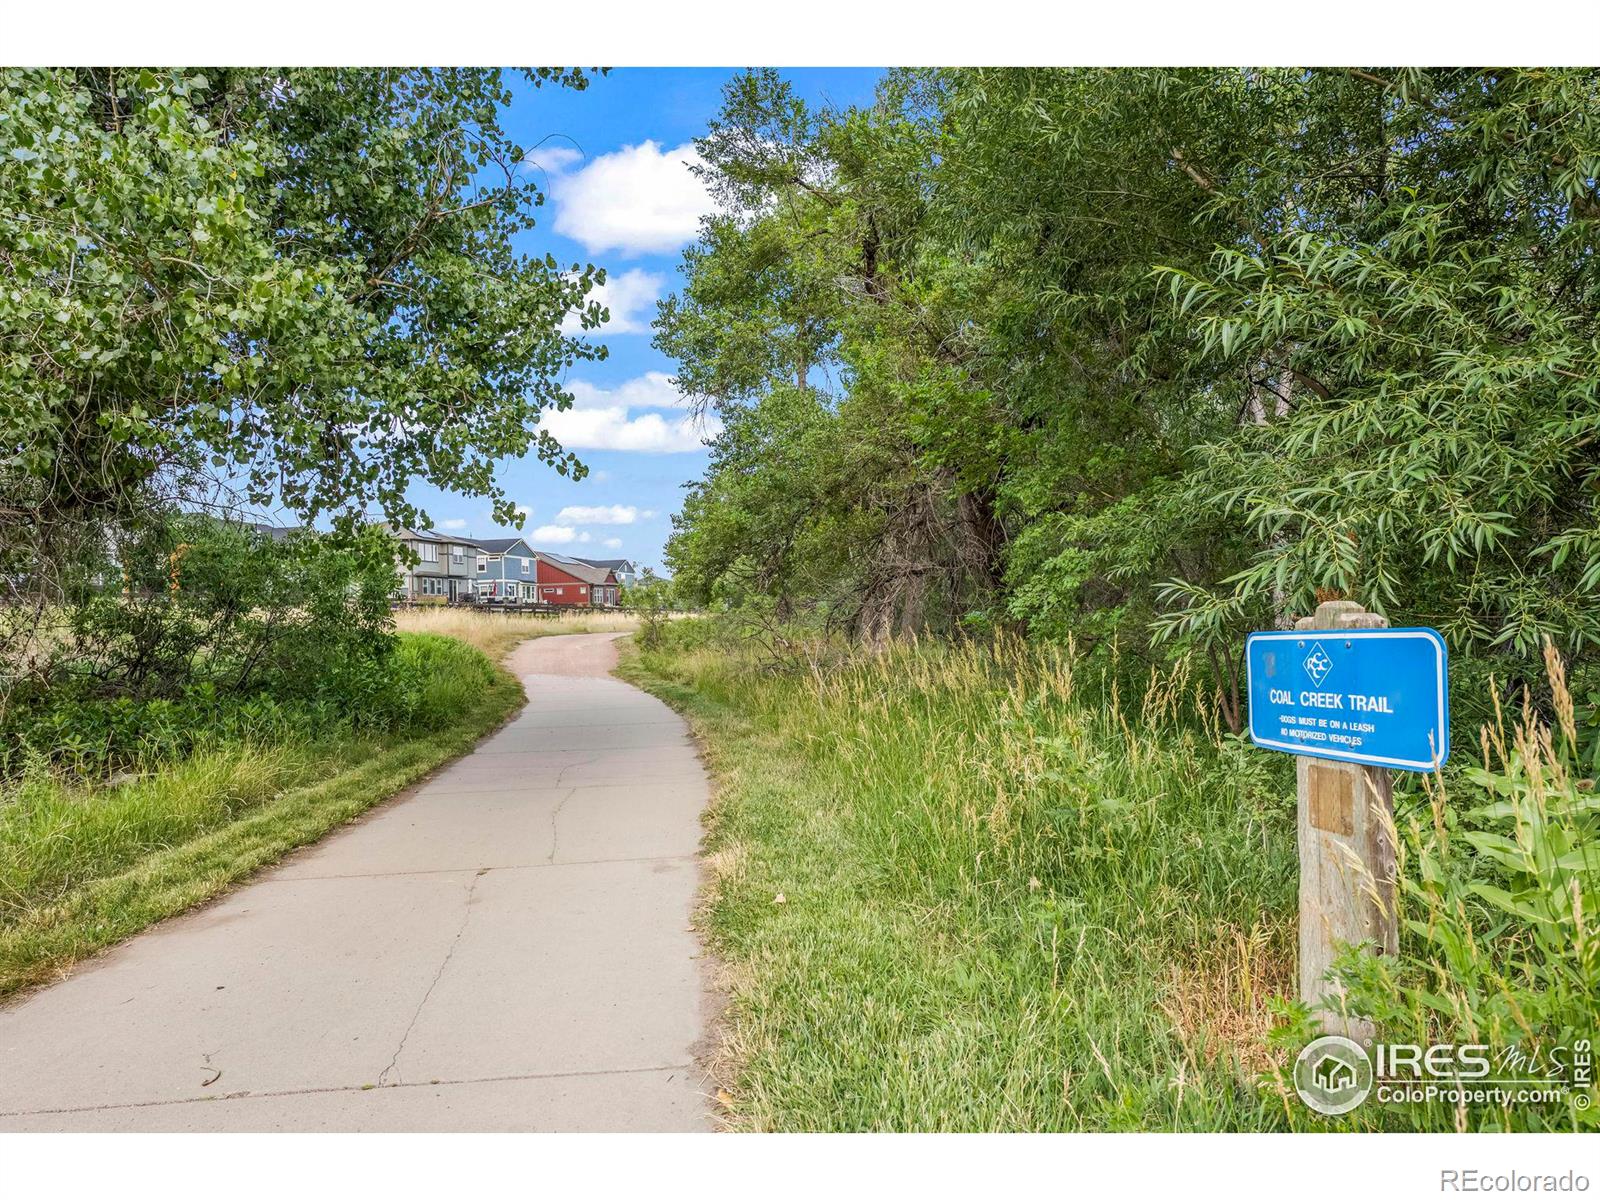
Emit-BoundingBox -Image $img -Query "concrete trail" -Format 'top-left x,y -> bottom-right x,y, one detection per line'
0,632 -> 715,1131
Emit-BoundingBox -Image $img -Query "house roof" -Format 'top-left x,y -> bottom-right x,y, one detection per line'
469,537 -> 534,556
571,557 -> 637,572
539,550 -> 617,585
384,524 -> 478,546
383,525 -> 559,563
246,521 -> 302,543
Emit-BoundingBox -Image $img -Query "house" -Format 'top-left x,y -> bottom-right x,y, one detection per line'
388,526 -> 480,603
246,521 -> 302,543
536,551 -> 620,607
383,526 -> 623,607
571,557 -> 640,588
469,537 -> 541,604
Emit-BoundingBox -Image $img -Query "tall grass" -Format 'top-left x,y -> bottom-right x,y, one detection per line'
626,628 -> 1298,1131
394,607 -> 638,661
625,623 -> 1597,1131
1326,640 -> 1599,1131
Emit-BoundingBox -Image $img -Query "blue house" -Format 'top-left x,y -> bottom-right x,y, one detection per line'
469,537 -> 540,603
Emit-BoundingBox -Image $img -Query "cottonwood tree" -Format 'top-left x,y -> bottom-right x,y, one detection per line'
657,70 -> 1012,644
1,68 -> 606,584
657,67 -> 1600,709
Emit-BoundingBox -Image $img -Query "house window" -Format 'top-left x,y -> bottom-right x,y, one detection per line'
476,557 -> 487,573
521,557 -> 530,575
578,586 -> 587,596
451,545 -> 464,563
522,583 -> 536,601
418,542 -> 438,563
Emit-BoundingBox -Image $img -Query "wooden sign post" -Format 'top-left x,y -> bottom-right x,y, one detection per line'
1248,602 -> 1448,1038
1291,601 -> 1397,1039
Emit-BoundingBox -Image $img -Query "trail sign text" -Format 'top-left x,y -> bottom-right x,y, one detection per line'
1246,627 -> 1449,772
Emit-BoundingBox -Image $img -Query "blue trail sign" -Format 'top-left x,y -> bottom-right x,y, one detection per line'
1245,628 -> 1449,772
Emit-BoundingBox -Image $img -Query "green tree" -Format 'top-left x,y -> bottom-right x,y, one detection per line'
656,70 -> 1005,643
1153,69 -> 1600,666
623,569 -> 678,649
1,67 -> 606,560
659,67 -> 1600,705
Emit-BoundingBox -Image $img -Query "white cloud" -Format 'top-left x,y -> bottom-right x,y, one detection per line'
549,141 -> 717,257
602,537 -> 623,550
546,372 -> 719,454
567,371 -> 694,412
541,407 -> 718,453
524,144 -> 583,175
530,525 -> 591,545
561,268 -> 664,336
437,518 -> 468,531
555,504 -> 639,526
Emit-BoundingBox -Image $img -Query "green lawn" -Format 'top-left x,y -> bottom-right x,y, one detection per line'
0,632 -> 524,999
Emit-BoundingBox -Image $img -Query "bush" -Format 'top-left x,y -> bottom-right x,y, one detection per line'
49,512 -> 398,703
622,570 -> 677,650
1328,644 -> 1599,1131
0,513 -> 412,780
388,633 -> 502,733
0,630 -> 495,780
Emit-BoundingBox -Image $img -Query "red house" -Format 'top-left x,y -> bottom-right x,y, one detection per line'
535,552 -> 621,607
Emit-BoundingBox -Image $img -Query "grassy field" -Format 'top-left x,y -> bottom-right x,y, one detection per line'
623,625 -> 1597,1132
0,615 -> 635,999
394,607 -> 637,660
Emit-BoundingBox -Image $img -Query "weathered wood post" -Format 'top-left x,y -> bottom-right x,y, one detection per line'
1293,600 -> 1398,1039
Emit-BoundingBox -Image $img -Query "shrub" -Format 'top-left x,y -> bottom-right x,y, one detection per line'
0,631 -> 494,780
51,511 -> 398,704
388,633 -> 501,733
0,512 -> 411,780
1329,643 -> 1599,1130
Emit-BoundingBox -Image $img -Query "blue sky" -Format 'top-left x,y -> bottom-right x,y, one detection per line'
402,68 -> 884,572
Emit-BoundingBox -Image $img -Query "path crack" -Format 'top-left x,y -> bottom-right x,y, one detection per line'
550,756 -> 598,788
546,787 -> 579,864
377,871 -> 484,1087
0,1062 -> 698,1120
541,756 -> 597,867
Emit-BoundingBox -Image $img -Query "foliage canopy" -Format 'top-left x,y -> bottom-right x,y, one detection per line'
658,68 -> 1600,708
1,67 -> 604,556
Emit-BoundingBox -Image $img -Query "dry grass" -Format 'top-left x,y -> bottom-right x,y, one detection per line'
1159,919 -> 1296,1080
393,608 -> 638,661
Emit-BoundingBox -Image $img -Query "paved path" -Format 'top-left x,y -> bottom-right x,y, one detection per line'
0,633 -> 714,1131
